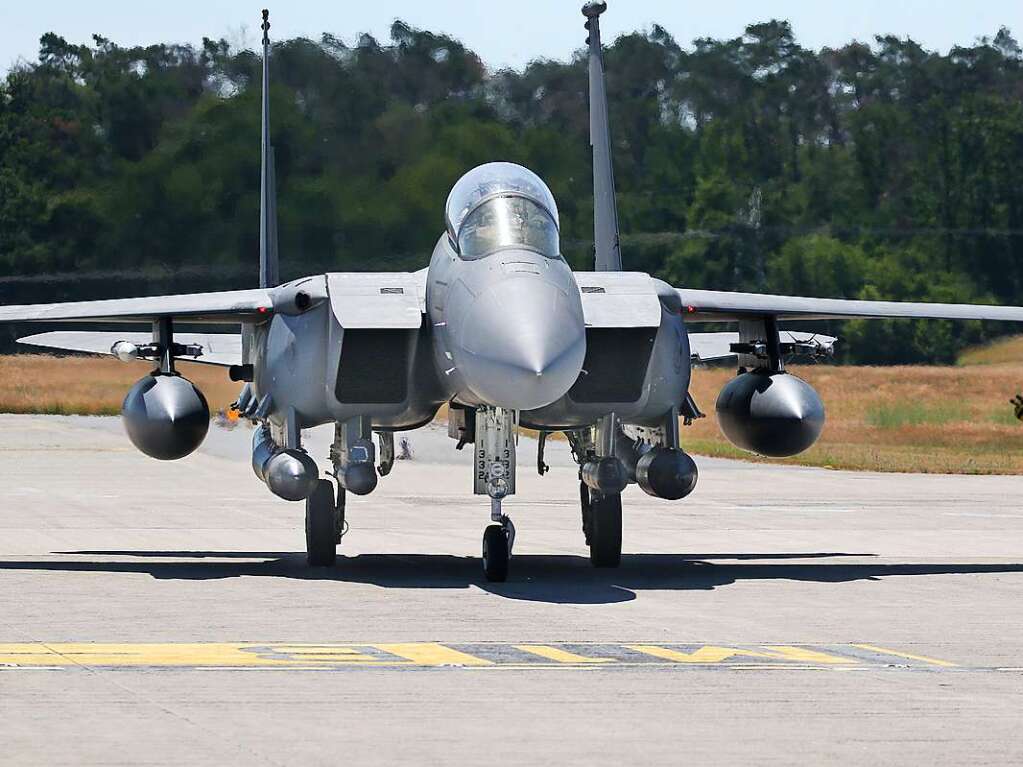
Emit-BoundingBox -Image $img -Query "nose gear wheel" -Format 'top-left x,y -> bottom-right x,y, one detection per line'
482,523 -> 510,582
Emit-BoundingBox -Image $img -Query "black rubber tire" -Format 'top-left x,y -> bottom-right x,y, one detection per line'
482,524 -> 509,582
589,491 -> 622,568
306,479 -> 337,567
580,481 -> 593,545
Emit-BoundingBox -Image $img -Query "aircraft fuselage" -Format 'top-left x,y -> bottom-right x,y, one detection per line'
250,239 -> 690,444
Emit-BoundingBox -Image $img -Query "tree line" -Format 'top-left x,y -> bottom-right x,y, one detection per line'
3,19 -> 1023,362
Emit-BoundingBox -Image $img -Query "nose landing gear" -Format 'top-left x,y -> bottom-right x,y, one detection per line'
474,406 -> 517,582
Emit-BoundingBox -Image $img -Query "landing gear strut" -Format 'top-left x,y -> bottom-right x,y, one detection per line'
570,420 -> 624,569
306,479 -> 344,566
475,406 -> 516,582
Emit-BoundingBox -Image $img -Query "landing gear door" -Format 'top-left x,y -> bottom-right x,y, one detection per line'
474,407 -> 516,497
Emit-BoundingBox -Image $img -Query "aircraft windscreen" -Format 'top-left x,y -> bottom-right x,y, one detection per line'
457,197 -> 560,260
445,162 -> 560,260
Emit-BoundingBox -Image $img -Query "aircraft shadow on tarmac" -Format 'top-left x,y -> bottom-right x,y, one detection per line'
1,551 -> 1020,604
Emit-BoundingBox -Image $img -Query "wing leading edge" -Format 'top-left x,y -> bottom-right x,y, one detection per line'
676,288 -> 1023,324
0,288 -> 273,325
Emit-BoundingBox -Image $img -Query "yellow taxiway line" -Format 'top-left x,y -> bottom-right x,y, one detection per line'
0,642 -> 960,670
514,644 -> 614,664
849,644 -> 958,667
371,643 -> 493,666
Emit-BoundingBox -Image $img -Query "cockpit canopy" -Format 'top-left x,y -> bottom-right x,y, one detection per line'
445,162 -> 561,260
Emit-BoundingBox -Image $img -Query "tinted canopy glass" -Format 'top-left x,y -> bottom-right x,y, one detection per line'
457,196 -> 559,260
445,162 -> 560,259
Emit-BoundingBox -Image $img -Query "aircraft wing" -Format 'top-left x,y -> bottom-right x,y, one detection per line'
0,288 -> 273,325
676,288 -> 1023,323
689,331 -> 836,362
17,331 -> 242,367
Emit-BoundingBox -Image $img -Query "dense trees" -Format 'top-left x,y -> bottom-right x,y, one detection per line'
3,20 -> 1023,362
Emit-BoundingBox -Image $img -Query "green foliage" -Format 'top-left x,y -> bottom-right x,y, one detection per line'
4,20 -> 1023,362
766,235 -> 867,298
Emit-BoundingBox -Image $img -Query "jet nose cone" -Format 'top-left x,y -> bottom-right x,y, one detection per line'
457,277 -> 586,410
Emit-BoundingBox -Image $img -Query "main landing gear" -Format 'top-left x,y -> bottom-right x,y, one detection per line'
581,482 -> 622,568
306,479 -> 346,567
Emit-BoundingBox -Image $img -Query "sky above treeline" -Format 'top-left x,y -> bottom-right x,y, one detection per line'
5,0 -> 1023,72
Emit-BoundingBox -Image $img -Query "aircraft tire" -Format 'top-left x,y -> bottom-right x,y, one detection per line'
580,481 -> 593,545
482,523 -> 509,582
306,479 -> 337,567
588,491 -> 622,568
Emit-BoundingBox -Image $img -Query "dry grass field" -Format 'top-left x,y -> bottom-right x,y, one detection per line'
0,355 -> 241,416
685,363 -> 1023,474
958,333 -> 1023,366
1,350 -> 1023,474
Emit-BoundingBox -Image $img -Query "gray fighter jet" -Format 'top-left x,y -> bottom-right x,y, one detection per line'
4,4 -> 1023,581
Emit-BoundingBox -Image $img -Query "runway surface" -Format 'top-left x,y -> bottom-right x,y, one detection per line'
1,414 -> 1022,765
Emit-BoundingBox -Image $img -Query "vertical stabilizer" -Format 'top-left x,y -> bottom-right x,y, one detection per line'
583,2 -> 622,272
259,9 -> 280,289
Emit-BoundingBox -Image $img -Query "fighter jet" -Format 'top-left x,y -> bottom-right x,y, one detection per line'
4,4 -> 1023,581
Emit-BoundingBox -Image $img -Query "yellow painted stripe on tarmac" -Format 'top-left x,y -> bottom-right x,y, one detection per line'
514,645 -> 613,664
626,645 -> 855,665
0,642 -> 957,670
626,645 -> 768,663
0,643 -> 399,667
256,645 -> 386,664
372,643 -> 492,666
850,644 -> 958,667
0,643 -> 282,667
761,646 -> 857,664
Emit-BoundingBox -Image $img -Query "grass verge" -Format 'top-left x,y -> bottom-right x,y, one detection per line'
2,354 -> 1023,474
0,355 -> 241,415
685,363 -> 1023,474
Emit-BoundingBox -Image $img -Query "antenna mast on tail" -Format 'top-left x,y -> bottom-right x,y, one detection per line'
583,2 -> 622,272
259,9 -> 280,288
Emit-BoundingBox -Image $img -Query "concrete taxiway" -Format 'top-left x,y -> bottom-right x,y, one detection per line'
1,414 -> 1022,765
